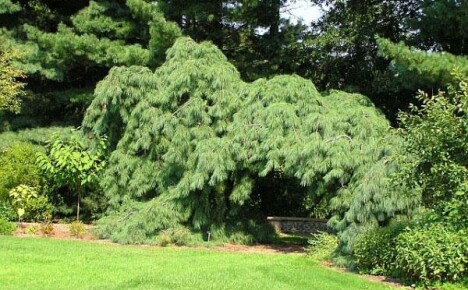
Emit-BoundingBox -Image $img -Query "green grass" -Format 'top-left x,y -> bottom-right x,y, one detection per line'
270,233 -> 310,245
0,236 -> 394,290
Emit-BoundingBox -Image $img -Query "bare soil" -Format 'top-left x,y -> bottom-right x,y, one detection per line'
211,243 -> 305,255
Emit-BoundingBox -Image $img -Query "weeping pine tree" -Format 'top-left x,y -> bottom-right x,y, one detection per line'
83,37 -> 415,248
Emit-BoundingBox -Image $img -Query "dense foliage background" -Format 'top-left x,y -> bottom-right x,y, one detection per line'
0,0 -> 466,287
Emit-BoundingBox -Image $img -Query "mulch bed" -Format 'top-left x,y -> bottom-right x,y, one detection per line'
14,222 -> 97,241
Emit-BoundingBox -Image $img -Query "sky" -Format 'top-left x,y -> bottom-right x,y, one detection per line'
282,1 -> 322,25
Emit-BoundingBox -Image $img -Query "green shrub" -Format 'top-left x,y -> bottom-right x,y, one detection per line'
0,218 -> 16,235
155,227 -> 192,246
155,231 -> 173,247
8,185 -> 53,223
307,232 -> 338,261
25,225 -> 38,235
0,201 -> 15,220
69,221 -> 86,238
0,144 -> 42,201
353,221 -> 408,275
395,224 -> 468,284
395,76 -> 468,228
9,184 -> 39,222
23,195 -> 53,222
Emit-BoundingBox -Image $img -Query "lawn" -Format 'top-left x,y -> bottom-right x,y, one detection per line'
0,236 -> 394,290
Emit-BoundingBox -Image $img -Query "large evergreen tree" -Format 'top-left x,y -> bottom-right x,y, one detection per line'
377,37 -> 468,91
82,37 -> 413,247
303,0 -> 467,119
412,0 -> 468,55
1,0 -> 180,81
0,0 -> 180,129
158,0 -> 308,81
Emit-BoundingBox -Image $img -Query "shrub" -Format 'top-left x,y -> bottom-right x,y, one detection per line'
0,201 -> 16,221
9,185 -> 38,222
0,144 -> 42,200
155,231 -> 172,247
69,221 -> 86,238
155,227 -> 192,246
8,185 -> 52,223
41,223 -> 54,237
23,195 -> 53,222
0,218 -> 16,235
395,75 -> 468,228
307,232 -> 338,261
395,224 -> 468,284
25,225 -> 38,235
40,215 -> 54,237
353,221 -> 408,275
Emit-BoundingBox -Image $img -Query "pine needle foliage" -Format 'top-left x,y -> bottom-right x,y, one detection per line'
377,37 -> 468,90
83,37 -> 409,245
0,0 -> 181,81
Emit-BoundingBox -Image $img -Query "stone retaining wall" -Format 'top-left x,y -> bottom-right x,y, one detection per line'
267,216 -> 330,236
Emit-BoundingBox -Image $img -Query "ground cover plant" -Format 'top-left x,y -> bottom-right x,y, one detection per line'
0,236 -> 394,290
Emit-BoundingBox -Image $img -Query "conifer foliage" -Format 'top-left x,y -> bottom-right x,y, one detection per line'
377,37 -> 468,90
0,0 -> 181,81
83,37 -> 409,245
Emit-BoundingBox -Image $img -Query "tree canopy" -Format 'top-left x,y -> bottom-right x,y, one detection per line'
377,37 -> 468,90
0,0 -> 181,129
1,0 -> 466,129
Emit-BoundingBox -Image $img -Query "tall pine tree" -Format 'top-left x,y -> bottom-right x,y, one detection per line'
0,0 -> 180,129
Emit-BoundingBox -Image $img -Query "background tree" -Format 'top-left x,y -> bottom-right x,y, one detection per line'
0,0 -> 180,130
1,0 -> 466,128
411,0 -> 468,55
301,0 -> 419,115
377,37 -> 468,91
302,0 -> 467,119
159,0 -> 309,81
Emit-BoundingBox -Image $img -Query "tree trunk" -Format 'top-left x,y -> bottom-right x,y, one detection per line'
76,189 -> 81,222
268,0 -> 281,40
